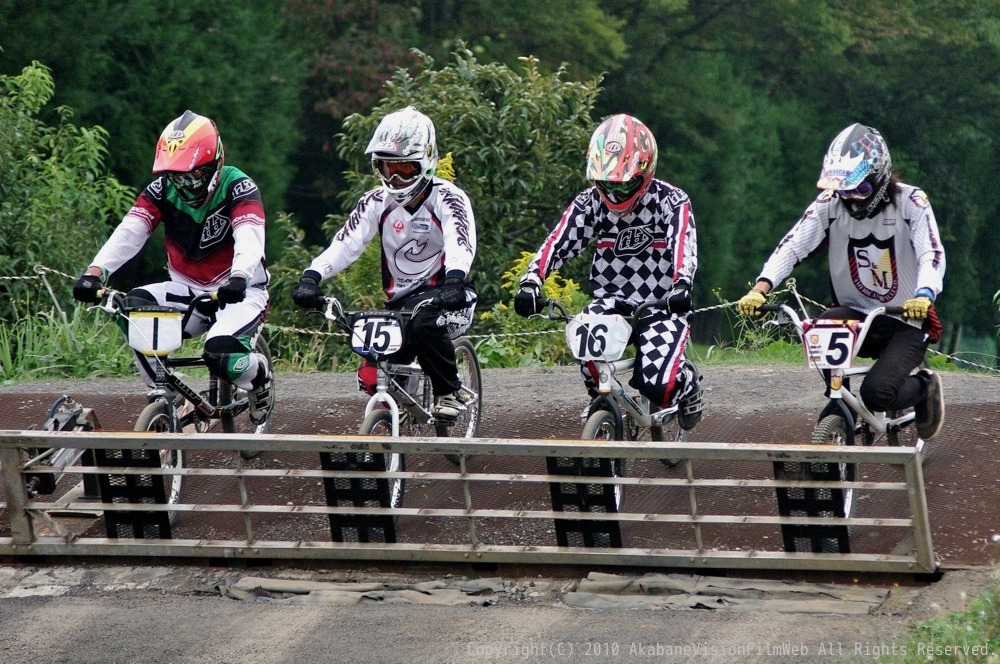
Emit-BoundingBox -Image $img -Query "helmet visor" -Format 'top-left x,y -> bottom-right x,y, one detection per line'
373,158 -> 422,189
836,180 -> 874,200
595,177 -> 644,204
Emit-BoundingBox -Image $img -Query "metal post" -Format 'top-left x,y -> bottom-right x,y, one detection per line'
903,453 -> 937,572
0,445 -> 35,544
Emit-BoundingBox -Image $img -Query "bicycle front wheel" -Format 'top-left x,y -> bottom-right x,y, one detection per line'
134,399 -> 184,525
441,337 -> 483,465
652,415 -> 689,468
581,409 -> 627,511
358,409 -> 406,512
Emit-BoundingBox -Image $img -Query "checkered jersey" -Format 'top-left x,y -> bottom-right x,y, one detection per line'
523,180 -> 697,305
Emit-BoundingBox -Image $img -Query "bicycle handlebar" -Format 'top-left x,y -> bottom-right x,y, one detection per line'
539,297 -> 677,325
91,287 -> 220,329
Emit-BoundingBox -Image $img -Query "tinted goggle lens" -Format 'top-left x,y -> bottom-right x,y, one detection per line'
596,177 -> 643,201
837,180 -> 874,200
166,164 -> 213,190
374,159 -> 421,183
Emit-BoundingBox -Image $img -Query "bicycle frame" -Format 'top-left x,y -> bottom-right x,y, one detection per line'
91,289 -> 253,430
542,299 -> 680,439
323,296 -> 441,437
764,302 -> 916,442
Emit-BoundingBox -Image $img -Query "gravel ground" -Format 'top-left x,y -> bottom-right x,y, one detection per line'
3,362 -> 996,415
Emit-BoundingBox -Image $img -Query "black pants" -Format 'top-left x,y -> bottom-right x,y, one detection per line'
388,288 -> 461,396
821,307 -> 929,412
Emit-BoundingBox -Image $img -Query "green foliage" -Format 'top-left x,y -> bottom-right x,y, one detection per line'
0,306 -> 133,383
878,584 -> 999,663
329,44 -> 600,306
0,57 -> 134,322
475,252 -> 591,368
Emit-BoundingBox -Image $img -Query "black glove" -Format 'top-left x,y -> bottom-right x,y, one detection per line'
217,275 -> 247,309
291,270 -> 325,309
513,282 -> 542,317
73,274 -> 103,303
438,271 -> 468,311
665,281 -> 692,314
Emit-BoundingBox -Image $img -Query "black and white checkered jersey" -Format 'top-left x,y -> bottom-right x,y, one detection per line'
523,180 -> 697,306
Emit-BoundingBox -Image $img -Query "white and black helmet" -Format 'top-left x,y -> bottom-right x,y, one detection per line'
817,123 -> 893,220
365,106 -> 438,206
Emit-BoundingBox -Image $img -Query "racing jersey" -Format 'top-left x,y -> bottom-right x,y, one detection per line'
757,183 -> 946,317
90,165 -> 268,291
308,178 -> 477,302
522,179 -> 697,306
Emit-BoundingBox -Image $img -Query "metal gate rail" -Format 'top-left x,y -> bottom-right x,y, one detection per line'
0,430 -> 936,573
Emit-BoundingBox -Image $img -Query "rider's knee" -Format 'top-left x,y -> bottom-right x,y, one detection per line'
860,379 -> 897,412
124,288 -> 157,308
203,335 -> 251,382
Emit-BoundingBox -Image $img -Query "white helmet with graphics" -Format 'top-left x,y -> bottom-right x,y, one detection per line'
817,123 -> 893,220
365,106 -> 438,206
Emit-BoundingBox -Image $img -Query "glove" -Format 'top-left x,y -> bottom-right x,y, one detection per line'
902,296 -> 932,320
737,288 -> 767,318
438,271 -> 468,311
513,282 -> 542,317
217,275 -> 247,309
665,281 -> 692,315
291,270 -> 325,309
73,273 -> 103,303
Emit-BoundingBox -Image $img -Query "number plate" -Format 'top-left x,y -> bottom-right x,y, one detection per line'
802,320 -> 860,369
351,313 -> 404,358
566,313 -> 632,361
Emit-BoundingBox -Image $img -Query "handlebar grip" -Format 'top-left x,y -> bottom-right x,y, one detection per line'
759,303 -> 782,313
885,305 -> 906,316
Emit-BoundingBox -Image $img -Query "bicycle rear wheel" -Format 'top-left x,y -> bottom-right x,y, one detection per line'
441,337 -> 482,465
133,399 -> 184,525
652,415 -> 689,467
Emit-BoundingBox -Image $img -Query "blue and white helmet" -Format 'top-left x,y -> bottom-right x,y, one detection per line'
817,123 -> 892,219
365,106 -> 438,206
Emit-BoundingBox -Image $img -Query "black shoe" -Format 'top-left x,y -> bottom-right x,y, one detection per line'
678,377 -> 704,431
914,369 -> 944,441
248,372 -> 274,426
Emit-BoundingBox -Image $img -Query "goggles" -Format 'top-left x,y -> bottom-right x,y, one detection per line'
165,163 -> 214,191
595,177 -> 643,203
836,180 -> 874,200
373,158 -> 421,187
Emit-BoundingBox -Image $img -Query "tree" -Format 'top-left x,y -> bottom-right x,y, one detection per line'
0,58 -> 134,320
320,45 -> 602,306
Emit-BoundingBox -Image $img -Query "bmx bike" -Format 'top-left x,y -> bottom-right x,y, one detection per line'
759,300 -> 925,552
89,288 -> 276,523
538,298 -> 691,513
318,295 -> 483,514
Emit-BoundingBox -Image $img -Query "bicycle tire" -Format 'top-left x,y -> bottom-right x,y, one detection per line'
133,399 -> 184,525
441,336 -> 482,465
581,409 -> 627,511
652,415 -> 689,467
358,409 -> 406,512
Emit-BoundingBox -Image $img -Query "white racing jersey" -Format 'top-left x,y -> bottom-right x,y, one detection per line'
309,178 -> 476,302
758,183 -> 946,317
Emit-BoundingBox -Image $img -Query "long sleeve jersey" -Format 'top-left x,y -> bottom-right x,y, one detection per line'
90,165 -> 268,290
758,183 -> 946,315
308,178 -> 477,302
522,180 -> 698,306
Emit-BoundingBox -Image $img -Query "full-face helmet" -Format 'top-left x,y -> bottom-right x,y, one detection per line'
365,106 -> 438,206
152,110 -> 225,208
586,114 -> 658,216
817,123 -> 892,220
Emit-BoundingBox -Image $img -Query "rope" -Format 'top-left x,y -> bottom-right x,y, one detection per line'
7,265 -> 998,375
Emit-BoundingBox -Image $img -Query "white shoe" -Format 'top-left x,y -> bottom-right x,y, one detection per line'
433,393 -> 466,419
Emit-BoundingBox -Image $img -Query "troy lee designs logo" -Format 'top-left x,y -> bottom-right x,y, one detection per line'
848,234 -> 898,302
201,211 -> 230,249
614,225 -> 654,257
